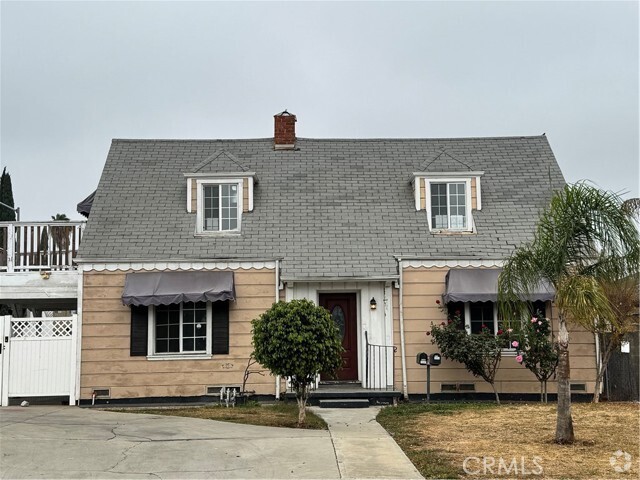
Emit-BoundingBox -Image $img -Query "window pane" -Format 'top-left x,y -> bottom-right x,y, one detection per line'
196,322 -> 206,336
195,305 -> 206,322
168,339 -> 180,352
169,324 -> 180,338
195,337 -> 206,351
156,325 -> 168,339
449,183 -> 466,229
220,184 -> 239,231
156,305 -> 180,353
470,301 -> 494,334
430,183 -> 448,228
181,301 -> 207,353
204,185 -> 220,231
183,324 -> 194,337
331,306 -> 346,341
156,339 -> 168,354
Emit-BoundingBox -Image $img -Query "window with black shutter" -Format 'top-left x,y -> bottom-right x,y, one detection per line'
130,305 -> 149,356
133,300 -> 230,358
212,301 -> 229,355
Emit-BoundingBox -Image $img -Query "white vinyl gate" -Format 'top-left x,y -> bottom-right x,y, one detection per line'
0,315 -> 78,406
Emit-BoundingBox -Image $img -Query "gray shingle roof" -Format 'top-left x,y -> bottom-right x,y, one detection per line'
78,136 -> 565,278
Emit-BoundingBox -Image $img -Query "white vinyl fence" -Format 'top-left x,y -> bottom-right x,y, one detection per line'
0,315 -> 78,406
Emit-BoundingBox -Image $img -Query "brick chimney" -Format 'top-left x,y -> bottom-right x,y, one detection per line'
274,110 -> 296,150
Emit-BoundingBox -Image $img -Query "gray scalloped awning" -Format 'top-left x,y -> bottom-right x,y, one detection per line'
443,268 -> 554,303
122,271 -> 235,306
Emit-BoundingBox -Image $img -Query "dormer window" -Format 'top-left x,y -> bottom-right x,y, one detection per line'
412,171 -> 484,233
196,179 -> 243,234
184,170 -> 257,236
430,181 -> 468,230
203,183 -> 239,232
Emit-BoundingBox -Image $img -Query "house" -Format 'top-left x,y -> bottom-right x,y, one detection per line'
72,111 -> 597,403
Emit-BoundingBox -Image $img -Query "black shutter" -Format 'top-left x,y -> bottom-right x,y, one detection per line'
130,305 -> 148,356
212,301 -> 229,355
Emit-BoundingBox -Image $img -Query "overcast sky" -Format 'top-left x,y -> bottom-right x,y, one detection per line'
1,1 -> 638,221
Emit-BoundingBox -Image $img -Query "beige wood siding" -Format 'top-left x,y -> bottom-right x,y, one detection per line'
471,177 -> 477,210
395,266 -> 597,395
243,180 -> 249,213
191,180 -> 197,212
420,179 -> 426,210
81,268 -> 276,400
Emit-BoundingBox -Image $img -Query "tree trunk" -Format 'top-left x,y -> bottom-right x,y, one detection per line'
593,337 -> 616,403
296,383 -> 308,427
491,383 -> 500,405
540,381 -> 544,403
544,380 -> 548,404
555,314 -> 574,444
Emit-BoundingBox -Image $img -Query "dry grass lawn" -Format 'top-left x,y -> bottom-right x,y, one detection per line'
111,402 -> 327,430
378,402 -> 639,479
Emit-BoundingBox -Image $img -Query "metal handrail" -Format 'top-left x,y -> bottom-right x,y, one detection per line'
364,331 -> 397,390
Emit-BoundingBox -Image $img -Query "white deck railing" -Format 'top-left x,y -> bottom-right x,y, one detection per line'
0,221 -> 85,273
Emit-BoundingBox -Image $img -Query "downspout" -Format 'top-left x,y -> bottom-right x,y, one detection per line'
275,259 -> 281,400
398,258 -> 409,400
75,265 -> 84,405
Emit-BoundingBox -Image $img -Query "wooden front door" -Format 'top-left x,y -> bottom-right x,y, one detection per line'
319,293 -> 358,381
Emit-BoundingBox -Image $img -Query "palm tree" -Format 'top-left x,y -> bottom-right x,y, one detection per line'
49,213 -> 72,264
498,183 -> 639,444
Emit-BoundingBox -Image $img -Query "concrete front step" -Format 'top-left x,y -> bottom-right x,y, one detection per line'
318,398 -> 370,408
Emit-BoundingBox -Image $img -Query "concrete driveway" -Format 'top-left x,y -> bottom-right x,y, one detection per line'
0,406 -> 339,479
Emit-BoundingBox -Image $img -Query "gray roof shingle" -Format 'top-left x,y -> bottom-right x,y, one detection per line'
78,136 -> 565,278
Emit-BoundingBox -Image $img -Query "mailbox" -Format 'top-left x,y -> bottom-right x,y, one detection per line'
429,353 -> 442,366
416,352 -> 429,365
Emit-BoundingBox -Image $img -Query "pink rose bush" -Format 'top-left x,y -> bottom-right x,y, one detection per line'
510,311 -> 559,402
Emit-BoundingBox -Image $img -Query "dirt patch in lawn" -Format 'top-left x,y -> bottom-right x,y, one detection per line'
378,402 -> 639,479
111,402 -> 327,430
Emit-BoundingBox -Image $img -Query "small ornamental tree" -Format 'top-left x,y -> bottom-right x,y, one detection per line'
511,311 -> 559,403
252,300 -> 343,426
591,277 -> 639,403
429,308 -> 504,404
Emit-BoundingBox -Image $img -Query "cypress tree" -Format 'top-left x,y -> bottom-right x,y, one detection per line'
0,167 -> 16,221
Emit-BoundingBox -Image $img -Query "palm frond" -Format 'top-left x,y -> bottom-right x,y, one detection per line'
555,275 -> 616,331
498,182 -> 639,327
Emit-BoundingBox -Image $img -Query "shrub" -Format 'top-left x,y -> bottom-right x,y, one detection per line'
252,300 -> 343,426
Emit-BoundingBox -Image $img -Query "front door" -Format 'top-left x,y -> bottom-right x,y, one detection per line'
319,293 -> 358,381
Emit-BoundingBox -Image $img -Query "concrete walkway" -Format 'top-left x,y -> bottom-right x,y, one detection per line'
0,405 -> 422,479
312,407 -> 423,479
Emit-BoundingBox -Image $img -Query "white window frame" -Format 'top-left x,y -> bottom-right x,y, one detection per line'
464,302 -> 499,335
196,178 -> 244,234
425,178 -> 473,232
147,302 -> 213,360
